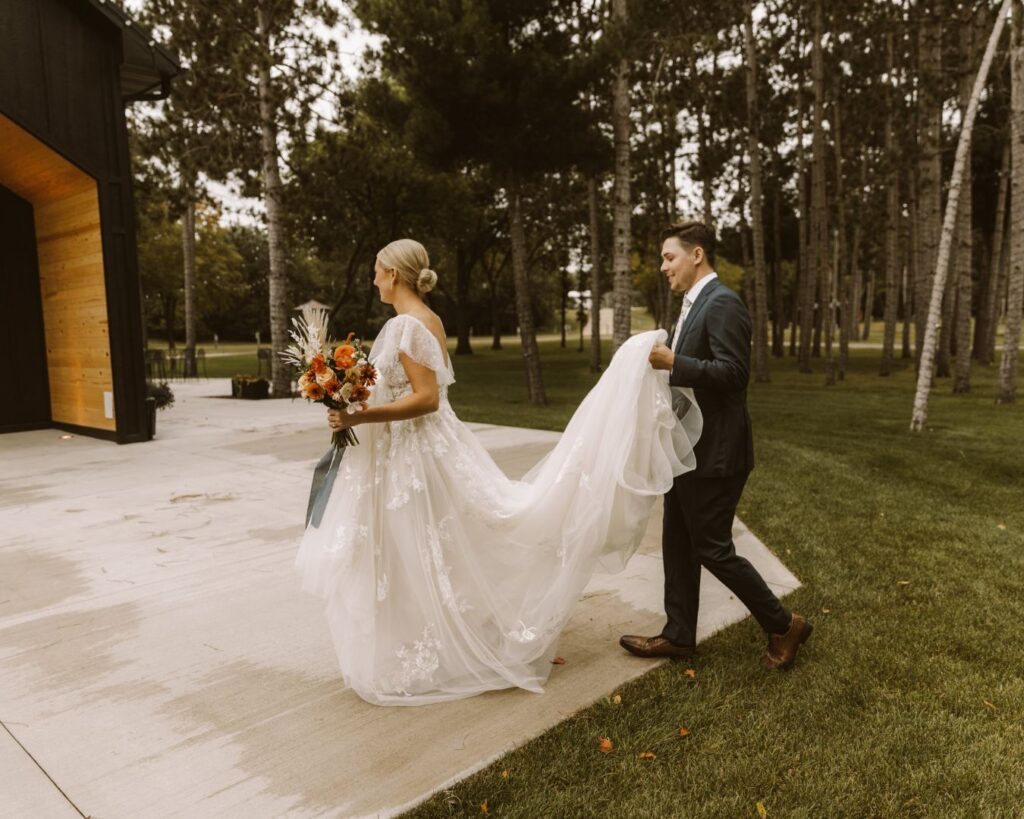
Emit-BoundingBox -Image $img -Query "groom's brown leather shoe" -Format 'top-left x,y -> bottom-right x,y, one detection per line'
619,635 -> 695,660
760,613 -> 812,670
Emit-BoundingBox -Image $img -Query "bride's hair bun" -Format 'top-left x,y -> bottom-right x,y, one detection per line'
417,268 -> 438,294
377,239 -> 438,296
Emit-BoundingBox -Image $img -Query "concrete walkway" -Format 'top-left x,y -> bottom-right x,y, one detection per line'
0,380 -> 800,818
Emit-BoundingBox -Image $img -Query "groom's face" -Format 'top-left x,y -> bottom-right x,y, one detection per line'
661,237 -> 701,293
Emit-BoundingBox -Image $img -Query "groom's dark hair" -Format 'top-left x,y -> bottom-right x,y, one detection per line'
662,221 -> 716,268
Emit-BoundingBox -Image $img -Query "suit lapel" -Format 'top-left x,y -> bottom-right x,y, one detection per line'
674,277 -> 721,353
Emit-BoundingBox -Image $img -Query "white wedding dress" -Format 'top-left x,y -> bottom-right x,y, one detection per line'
295,314 -> 701,705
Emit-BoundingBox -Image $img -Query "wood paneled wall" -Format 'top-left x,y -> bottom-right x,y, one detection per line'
0,113 -> 114,431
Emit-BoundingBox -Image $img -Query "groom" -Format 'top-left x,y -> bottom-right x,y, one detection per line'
620,221 -> 812,670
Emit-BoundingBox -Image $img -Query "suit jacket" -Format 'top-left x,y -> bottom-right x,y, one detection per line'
668,277 -> 755,478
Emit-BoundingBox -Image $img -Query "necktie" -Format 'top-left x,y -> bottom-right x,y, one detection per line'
670,295 -> 692,349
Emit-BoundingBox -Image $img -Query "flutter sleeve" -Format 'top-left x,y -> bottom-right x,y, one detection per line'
394,315 -> 455,387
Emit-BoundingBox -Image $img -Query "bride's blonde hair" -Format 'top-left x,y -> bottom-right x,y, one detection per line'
377,239 -> 438,294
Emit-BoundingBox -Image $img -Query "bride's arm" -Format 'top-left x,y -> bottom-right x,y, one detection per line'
329,353 -> 440,429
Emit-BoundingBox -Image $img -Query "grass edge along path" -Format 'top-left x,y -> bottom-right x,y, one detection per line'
401,342 -> 1024,818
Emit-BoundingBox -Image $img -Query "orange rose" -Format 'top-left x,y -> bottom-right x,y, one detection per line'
303,382 -> 326,401
334,344 -> 356,369
315,367 -> 339,389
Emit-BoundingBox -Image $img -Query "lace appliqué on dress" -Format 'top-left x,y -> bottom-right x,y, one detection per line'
392,623 -> 443,695
427,516 -> 471,614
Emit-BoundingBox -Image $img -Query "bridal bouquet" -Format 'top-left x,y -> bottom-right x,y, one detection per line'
280,306 -> 376,448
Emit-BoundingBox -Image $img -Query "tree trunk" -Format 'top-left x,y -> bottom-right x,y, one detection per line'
936,254 -> 957,377
793,82 -> 807,360
862,272 -> 874,340
980,140 -> 1010,363
905,173 -> 918,358
848,156 -> 867,357
611,0 -> 632,351
455,244 -> 473,355
997,15 -> 1024,404
181,181 -> 197,378
256,2 -> 290,397
901,244 -> 913,359
490,288 -> 503,351
911,0 -> 1010,428
831,92 -> 847,384
560,265 -> 568,348
915,10 -> 943,366
699,108 -> 714,226
659,109 -> 676,331
508,177 -> 546,404
743,0 -> 770,383
807,0 -> 827,370
772,172 -> 785,357
699,47 -> 718,226
824,229 -> 837,385
881,30 -> 900,377
952,19 -> 975,393
588,175 -> 603,373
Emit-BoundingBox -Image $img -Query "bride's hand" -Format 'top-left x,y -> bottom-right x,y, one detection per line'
327,405 -> 367,430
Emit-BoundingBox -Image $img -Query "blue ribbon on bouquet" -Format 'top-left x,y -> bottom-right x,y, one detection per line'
305,445 -> 345,528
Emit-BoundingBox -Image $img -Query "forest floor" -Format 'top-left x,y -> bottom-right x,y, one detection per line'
405,343 -> 1024,817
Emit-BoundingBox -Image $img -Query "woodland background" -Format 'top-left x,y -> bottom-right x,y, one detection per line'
130,0 -> 1024,420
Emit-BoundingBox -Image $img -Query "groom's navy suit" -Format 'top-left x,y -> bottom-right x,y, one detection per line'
662,275 -> 790,646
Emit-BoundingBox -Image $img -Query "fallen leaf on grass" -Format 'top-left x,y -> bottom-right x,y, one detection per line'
684,668 -> 697,679
756,801 -> 768,818
599,737 -> 614,753
550,656 -> 566,665
480,800 -> 489,813
612,693 -> 622,704
822,608 -> 831,614
997,523 -> 1007,530
639,751 -> 656,760
500,770 -> 509,780
679,727 -> 690,737
896,580 -> 911,587
983,700 -> 997,711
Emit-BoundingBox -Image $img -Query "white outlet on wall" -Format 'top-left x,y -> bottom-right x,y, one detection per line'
104,391 -> 113,419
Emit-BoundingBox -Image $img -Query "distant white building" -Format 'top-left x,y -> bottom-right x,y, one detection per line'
295,299 -> 330,313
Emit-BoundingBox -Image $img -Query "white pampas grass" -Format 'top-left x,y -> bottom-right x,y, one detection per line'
280,305 -> 334,368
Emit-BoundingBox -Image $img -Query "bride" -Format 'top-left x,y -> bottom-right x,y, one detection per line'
295,238 -> 701,706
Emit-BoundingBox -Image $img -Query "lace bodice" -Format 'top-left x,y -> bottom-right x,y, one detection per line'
369,314 -> 455,403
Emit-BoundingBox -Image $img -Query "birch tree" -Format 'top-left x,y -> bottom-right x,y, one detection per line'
911,0 -> 1012,430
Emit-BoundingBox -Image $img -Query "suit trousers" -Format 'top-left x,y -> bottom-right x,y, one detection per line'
661,471 -> 790,646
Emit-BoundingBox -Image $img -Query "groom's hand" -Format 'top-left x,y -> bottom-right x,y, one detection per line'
649,343 -> 674,371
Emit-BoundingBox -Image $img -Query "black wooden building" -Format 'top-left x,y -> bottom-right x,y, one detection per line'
0,0 -> 179,443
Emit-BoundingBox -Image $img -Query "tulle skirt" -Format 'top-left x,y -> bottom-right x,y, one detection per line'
295,329 -> 701,705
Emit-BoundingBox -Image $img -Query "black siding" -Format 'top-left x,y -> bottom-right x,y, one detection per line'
0,0 -> 150,442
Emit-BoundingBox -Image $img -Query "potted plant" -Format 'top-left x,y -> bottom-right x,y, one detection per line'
231,374 -> 270,400
145,381 -> 175,439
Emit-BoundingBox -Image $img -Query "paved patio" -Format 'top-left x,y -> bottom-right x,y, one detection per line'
0,380 -> 800,818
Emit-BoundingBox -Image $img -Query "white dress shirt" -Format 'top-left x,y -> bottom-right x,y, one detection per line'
670,271 -> 718,350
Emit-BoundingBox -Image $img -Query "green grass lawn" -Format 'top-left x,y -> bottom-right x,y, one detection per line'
405,341 -> 1024,817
